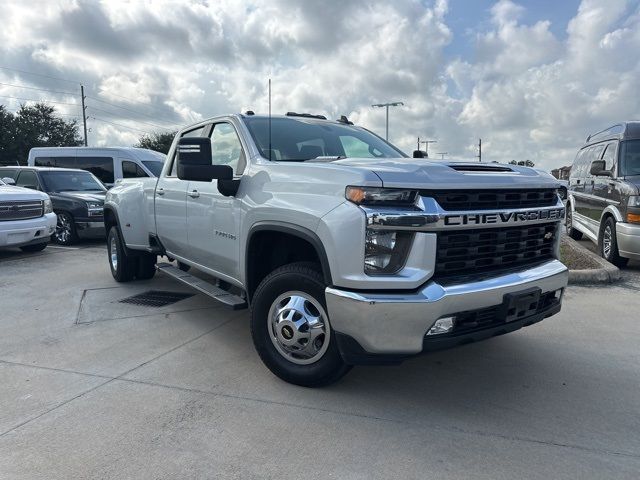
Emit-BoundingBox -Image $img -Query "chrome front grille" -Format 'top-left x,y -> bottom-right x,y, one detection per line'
0,200 -> 44,221
435,223 -> 556,278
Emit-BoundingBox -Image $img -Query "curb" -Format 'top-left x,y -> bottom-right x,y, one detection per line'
562,236 -> 621,284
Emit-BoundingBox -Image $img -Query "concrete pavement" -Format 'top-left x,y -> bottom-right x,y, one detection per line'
0,242 -> 639,479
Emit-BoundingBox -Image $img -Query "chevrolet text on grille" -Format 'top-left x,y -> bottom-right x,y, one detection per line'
444,208 -> 565,226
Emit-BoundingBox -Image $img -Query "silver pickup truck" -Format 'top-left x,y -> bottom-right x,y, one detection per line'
104,112 -> 568,386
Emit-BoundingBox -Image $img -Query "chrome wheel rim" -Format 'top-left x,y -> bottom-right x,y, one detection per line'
268,291 -> 330,365
603,225 -> 612,258
109,236 -> 118,270
55,214 -> 71,243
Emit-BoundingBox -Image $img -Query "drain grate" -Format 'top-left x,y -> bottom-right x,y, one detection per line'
119,290 -> 195,307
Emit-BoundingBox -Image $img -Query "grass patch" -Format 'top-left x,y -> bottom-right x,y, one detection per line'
560,237 -> 601,270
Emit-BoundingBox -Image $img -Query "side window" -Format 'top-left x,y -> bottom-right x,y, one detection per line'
601,142 -> 617,172
122,161 -> 148,178
572,149 -> 587,179
170,126 -> 206,177
76,157 -> 114,184
54,156 -> 78,168
210,123 -> 244,174
0,168 -> 18,181
34,157 -> 56,167
16,170 -> 39,189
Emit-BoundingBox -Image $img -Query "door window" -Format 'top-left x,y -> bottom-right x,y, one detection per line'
16,170 -> 39,189
34,157 -> 59,167
601,142 -> 617,172
210,123 -> 244,174
122,160 -> 148,178
75,157 -> 114,184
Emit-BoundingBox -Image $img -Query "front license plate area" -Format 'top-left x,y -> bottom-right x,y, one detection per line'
499,287 -> 541,323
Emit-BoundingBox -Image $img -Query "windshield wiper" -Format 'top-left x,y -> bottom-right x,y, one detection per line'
304,156 -> 346,163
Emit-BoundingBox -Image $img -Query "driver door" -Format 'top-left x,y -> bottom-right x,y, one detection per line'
186,121 -> 245,281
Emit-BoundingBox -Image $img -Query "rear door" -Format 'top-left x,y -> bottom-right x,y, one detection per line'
580,144 -> 604,235
155,127 -> 205,256
186,121 -> 245,279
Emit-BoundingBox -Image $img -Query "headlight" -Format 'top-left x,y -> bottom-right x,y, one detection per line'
628,196 -> 640,207
364,230 -> 413,275
43,199 -> 53,214
346,187 -> 418,206
86,201 -> 104,217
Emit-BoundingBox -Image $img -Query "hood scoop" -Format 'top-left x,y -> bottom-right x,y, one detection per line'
448,164 -> 514,173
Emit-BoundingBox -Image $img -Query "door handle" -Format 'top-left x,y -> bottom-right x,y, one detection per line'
157,188 -> 165,196
188,190 -> 200,198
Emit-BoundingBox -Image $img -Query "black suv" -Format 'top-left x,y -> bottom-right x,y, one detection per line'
0,167 -> 106,245
566,122 -> 640,266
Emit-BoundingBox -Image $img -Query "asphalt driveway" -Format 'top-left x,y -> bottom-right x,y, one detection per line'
0,243 -> 639,479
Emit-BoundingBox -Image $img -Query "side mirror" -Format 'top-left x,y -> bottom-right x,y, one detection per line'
1,177 -> 16,185
413,150 -> 426,158
589,160 -> 611,176
176,137 -> 239,196
177,137 -> 233,182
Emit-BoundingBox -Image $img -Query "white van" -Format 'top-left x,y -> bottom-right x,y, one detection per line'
27,147 -> 166,188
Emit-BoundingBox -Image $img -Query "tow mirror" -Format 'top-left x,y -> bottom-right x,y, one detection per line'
589,160 -> 611,177
413,150 -> 426,158
1,177 -> 16,185
176,137 -> 239,196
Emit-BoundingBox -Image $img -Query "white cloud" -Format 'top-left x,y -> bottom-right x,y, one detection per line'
1,0 -> 639,170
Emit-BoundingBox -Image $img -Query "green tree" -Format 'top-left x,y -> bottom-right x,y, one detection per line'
135,131 -> 177,154
0,103 -> 83,166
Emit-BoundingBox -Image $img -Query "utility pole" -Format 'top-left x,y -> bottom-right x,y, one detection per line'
420,139 -> 437,157
436,152 -> 448,160
477,138 -> 482,162
80,84 -> 88,147
371,102 -> 404,141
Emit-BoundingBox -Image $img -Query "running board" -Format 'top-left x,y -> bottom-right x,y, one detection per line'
156,263 -> 247,310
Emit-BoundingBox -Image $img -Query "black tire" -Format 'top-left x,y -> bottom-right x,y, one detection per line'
20,242 -> 47,253
250,262 -> 351,387
53,212 -> 78,245
107,226 -> 135,282
136,253 -> 157,280
565,205 -> 583,240
599,216 -> 629,268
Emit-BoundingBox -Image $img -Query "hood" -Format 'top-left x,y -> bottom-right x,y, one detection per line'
622,175 -> 640,194
329,158 -> 562,190
0,185 -> 49,202
50,191 -> 106,203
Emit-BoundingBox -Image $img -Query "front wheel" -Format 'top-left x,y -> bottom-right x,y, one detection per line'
20,242 -> 48,253
250,262 -> 351,387
54,212 -> 77,245
599,217 -> 629,268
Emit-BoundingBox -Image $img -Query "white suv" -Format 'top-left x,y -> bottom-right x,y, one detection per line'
0,178 -> 57,252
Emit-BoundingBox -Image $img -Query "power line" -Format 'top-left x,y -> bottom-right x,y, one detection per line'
86,95 -> 181,127
0,82 -> 78,96
91,116 -> 153,135
0,94 -> 79,106
88,105 -> 174,131
0,65 -> 80,85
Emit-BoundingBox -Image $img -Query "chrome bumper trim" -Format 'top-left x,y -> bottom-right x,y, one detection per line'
325,259 -> 568,355
616,222 -> 640,260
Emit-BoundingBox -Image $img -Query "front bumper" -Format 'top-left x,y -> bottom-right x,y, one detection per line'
325,259 -> 568,361
0,213 -> 57,248
616,222 -> 640,260
75,219 -> 106,239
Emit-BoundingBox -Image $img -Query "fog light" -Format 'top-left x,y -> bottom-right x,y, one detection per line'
426,316 -> 455,336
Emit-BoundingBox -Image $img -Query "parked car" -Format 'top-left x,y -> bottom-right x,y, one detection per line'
0,177 -> 57,252
104,112 -> 568,386
566,121 -> 640,266
27,147 -> 165,188
0,167 -> 106,245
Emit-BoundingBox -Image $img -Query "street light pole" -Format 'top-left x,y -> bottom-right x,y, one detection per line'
371,101 -> 404,141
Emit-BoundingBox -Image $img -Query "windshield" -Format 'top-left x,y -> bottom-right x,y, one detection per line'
244,117 -> 407,161
620,140 -> 640,176
142,161 -> 163,177
40,171 -> 107,192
